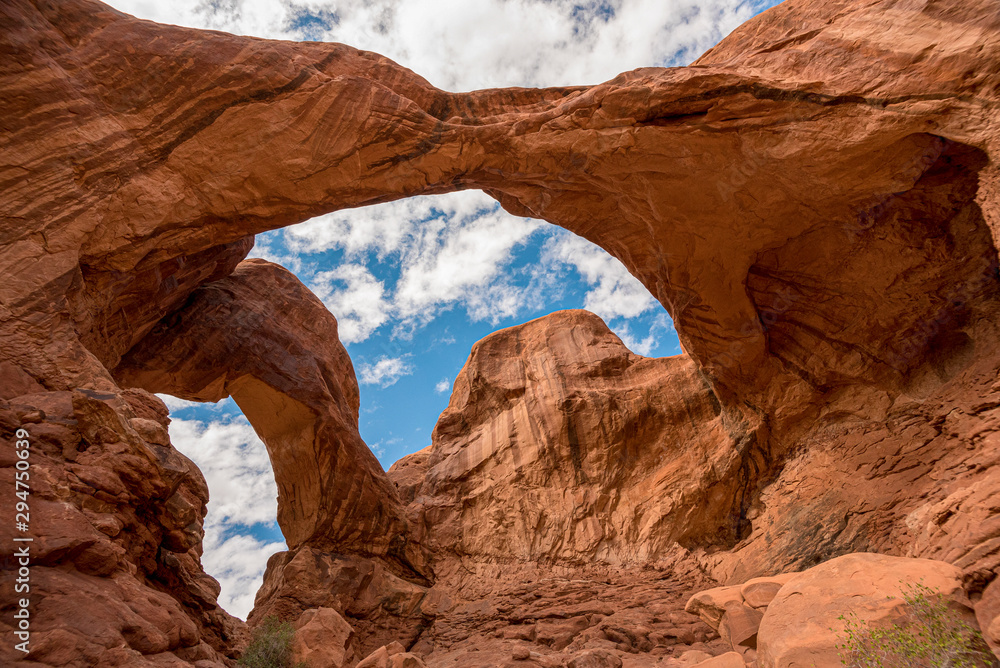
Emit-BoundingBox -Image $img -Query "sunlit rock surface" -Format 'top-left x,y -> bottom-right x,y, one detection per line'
2,0 -> 1000,665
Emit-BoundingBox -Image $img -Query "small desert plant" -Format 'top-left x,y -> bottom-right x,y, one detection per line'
836,582 -> 997,668
238,616 -> 306,668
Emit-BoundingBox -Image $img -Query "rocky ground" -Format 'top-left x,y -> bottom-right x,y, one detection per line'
3,0 -> 1000,666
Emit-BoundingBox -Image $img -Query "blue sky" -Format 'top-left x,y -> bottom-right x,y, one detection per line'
109,0 -> 782,619
253,193 -> 680,466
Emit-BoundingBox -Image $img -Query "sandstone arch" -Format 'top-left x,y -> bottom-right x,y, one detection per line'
4,0 -> 1000,664
5,0 -> 1000,425
113,259 -> 426,577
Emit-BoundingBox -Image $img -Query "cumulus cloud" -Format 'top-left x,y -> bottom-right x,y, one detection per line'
283,195 -> 483,258
616,313 -> 677,356
359,356 -> 414,387
246,229 -> 303,273
435,379 -> 451,393
618,328 -> 656,356
107,0 -> 764,90
542,232 -> 657,322
168,416 -> 284,619
169,417 -> 278,528
391,203 -> 543,325
311,264 -> 392,343
156,393 -> 203,412
201,528 -> 284,619
291,192 -> 544,341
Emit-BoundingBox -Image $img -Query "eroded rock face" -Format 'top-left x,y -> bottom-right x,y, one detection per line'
390,310 -> 755,572
292,607 -> 355,668
0,389 -> 246,667
114,259 -> 420,569
250,546 -> 431,662
3,0 -> 1000,666
705,335 -> 1000,585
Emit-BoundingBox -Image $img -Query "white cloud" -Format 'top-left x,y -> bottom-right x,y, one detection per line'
392,205 -> 543,325
435,379 -> 450,393
201,528 -> 284,620
169,417 -> 279,528
246,229 -> 303,273
617,326 -> 657,356
311,264 -> 392,343
292,192 -> 544,341
542,232 -> 657,322
106,0 -> 762,91
168,416 -> 285,620
155,394 -> 242,414
156,393 -> 203,412
284,195 -> 477,258
615,313 -> 676,356
358,356 -> 414,387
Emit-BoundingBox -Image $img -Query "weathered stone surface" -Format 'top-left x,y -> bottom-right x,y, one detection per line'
390,310 -> 748,572
686,587 -> 746,631
977,577 -> 1000,653
115,259 -> 422,569
357,643 -> 427,668
250,546 -> 429,661
690,653 -> 745,668
705,348 -> 1000,585
3,0 -> 1000,666
719,604 -> 763,651
567,649 -> 623,668
292,608 -> 355,668
0,390 -> 244,667
740,577 -> 796,609
669,651 -> 714,667
400,561 -> 720,667
756,553 -> 974,668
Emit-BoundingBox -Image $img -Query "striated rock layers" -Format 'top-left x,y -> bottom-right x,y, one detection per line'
2,0 -> 1000,665
114,259 -> 420,567
392,310 -> 750,572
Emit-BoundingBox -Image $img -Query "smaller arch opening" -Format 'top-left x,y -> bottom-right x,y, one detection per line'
161,395 -> 285,620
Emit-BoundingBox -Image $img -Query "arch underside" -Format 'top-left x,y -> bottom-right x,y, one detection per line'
3,0 -> 1000,664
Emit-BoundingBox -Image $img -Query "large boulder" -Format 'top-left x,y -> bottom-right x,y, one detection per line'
292,608 -> 355,668
756,553 -> 979,668
690,653 -> 745,668
356,642 -> 427,668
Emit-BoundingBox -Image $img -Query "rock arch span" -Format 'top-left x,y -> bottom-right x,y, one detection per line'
5,0 -> 999,420
113,259 -> 424,575
3,0 -> 1000,664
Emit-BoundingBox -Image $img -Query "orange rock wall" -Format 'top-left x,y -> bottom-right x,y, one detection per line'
3,0 -> 1000,665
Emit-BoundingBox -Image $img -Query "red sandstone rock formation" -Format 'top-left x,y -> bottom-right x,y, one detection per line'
2,0 -> 1000,665
686,553 -> 994,668
0,388 -> 246,665
114,259 -> 421,569
390,310 -> 749,570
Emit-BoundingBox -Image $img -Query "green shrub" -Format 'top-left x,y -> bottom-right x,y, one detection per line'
836,582 -> 997,668
238,616 -> 306,668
